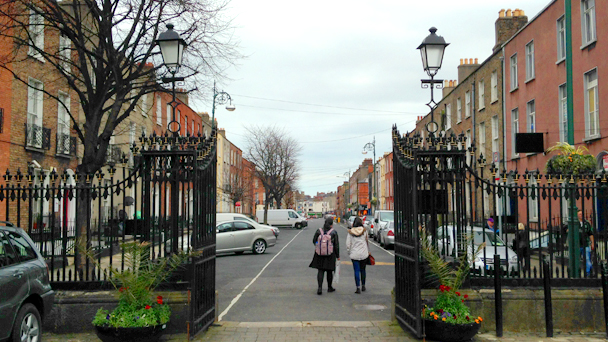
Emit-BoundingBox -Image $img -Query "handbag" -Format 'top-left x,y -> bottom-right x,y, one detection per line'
366,254 -> 375,265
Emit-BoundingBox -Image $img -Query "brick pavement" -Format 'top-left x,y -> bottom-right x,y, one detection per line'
42,321 -> 607,341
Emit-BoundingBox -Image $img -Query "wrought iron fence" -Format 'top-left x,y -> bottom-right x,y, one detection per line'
0,131 -> 218,292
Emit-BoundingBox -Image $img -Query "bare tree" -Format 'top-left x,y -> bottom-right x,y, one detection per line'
221,164 -> 253,212
245,125 -> 301,224
0,0 -> 240,278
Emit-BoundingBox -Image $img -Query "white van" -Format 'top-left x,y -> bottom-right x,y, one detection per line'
256,209 -> 307,229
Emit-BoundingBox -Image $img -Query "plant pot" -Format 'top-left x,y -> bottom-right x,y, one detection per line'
423,319 -> 480,342
94,323 -> 168,342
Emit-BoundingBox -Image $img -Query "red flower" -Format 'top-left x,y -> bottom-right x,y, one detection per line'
464,294 -> 469,299
157,299 -> 163,305
437,309 -> 444,314
145,305 -> 151,310
456,292 -> 461,296
157,295 -> 163,300
462,300 -> 464,303
466,316 -> 470,320
119,287 -> 125,293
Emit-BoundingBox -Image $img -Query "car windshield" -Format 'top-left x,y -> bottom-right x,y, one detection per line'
379,212 -> 394,222
473,231 -> 505,246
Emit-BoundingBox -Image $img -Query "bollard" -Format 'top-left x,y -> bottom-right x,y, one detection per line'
543,260 -> 553,337
494,255 -> 503,337
601,262 -> 608,339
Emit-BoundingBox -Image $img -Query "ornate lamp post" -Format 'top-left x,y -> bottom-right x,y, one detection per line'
417,27 -> 449,137
211,81 -> 235,130
363,137 -> 376,215
156,23 -> 187,137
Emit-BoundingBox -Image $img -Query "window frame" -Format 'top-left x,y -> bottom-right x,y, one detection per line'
510,53 -> 518,91
491,71 -> 498,103
156,95 -> 162,126
511,108 -> 519,158
456,98 -> 462,123
478,80 -> 485,110
581,0 -> 597,48
525,41 -> 535,81
28,8 -> 44,60
445,103 -> 452,130
465,91 -> 471,118
584,68 -> 599,139
556,15 -> 566,62
478,121 -> 486,159
491,115 -> 499,155
527,100 -> 536,133
57,91 -> 71,154
558,83 -> 568,142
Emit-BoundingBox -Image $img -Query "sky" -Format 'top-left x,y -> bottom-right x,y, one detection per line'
195,0 -> 552,197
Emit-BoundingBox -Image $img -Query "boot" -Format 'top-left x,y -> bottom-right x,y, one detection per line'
328,286 -> 336,292
355,287 -> 361,294
317,288 -> 322,295
362,285 -> 366,292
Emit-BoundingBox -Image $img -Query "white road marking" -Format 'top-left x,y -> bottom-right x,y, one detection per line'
336,223 -> 394,257
218,229 -> 306,321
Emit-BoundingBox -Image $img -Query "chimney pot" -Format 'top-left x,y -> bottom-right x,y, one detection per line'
520,10 -> 525,16
506,9 -> 512,17
499,9 -> 505,18
514,9 -> 521,17
474,58 -> 478,64
460,58 -> 463,65
469,58 -> 473,64
444,80 -> 448,87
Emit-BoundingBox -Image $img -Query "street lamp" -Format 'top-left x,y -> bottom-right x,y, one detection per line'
211,81 -> 235,130
156,23 -> 188,136
417,27 -> 449,135
362,136 -> 376,215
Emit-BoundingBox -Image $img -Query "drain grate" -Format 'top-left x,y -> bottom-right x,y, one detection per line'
354,304 -> 387,311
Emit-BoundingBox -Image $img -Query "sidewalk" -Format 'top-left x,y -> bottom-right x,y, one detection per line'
42,321 -> 607,341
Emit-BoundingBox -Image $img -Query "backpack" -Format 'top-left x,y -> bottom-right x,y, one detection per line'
315,228 -> 334,256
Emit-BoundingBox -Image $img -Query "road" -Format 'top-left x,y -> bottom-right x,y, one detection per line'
215,218 -> 396,322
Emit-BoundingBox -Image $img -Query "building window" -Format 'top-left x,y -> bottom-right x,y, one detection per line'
511,108 -> 519,157
465,129 -> 471,165
479,122 -> 486,159
584,68 -> 599,138
581,0 -> 596,46
166,104 -> 171,128
27,78 -> 44,147
478,80 -> 485,110
456,98 -> 462,123
510,53 -> 518,91
129,122 -> 136,145
156,96 -> 162,125
59,33 -> 71,73
557,16 -> 566,62
465,91 -> 471,118
527,100 -> 535,133
525,41 -> 535,81
28,8 -> 44,59
491,115 -> 499,155
529,177 -> 538,221
184,115 -> 188,134
57,92 -> 70,154
491,71 -> 498,103
559,84 -> 567,142
445,103 -> 451,130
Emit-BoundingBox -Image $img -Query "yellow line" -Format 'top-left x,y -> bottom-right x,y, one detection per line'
340,261 -> 394,266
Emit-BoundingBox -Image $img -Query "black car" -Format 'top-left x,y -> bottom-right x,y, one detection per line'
0,223 -> 54,342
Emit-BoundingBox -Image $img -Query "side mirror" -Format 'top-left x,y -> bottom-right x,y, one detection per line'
375,218 -> 378,223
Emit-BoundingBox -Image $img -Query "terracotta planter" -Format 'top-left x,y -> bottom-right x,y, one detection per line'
423,319 -> 480,342
94,323 -> 167,342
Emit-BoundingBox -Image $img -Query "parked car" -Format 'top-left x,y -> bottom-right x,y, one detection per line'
217,213 -> 279,238
0,223 -> 55,342
362,215 -> 374,236
347,216 -> 356,228
256,209 -> 307,229
434,225 -> 518,275
379,221 -> 395,249
216,220 -> 277,255
374,210 -> 394,242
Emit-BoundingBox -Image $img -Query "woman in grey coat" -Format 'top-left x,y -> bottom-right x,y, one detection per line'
346,217 -> 369,294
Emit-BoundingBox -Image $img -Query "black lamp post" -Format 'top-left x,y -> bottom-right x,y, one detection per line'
156,23 -> 188,136
417,27 -> 449,136
211,81 -> 235,130
363,137 -> 376,215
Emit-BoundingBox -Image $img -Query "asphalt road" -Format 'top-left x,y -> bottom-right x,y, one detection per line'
215,218 -> 396,322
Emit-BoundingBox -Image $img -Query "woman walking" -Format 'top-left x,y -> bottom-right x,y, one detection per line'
309,217 -> 340,295
346,217 -> 369,294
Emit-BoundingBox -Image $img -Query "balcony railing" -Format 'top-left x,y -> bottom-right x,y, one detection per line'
25,123 -> 51,150
105,145 -> 122,165
56,132 -> 73,155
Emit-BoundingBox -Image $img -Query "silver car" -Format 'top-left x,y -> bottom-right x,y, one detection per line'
216,220 -> 277,255
217,213 -> 279,238
347,216 -> 356,228
379,221 -> 395,249
0,224 -> 54,342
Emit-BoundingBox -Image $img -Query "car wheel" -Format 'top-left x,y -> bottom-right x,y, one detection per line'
253,239 -> 266,254
12,303 -> 41,342
295,223 -> 302,229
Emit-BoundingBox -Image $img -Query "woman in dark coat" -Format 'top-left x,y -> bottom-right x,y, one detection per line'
309,217 -> 340,295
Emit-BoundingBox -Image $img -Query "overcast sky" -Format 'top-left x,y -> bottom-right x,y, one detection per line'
200,0 -> 551,197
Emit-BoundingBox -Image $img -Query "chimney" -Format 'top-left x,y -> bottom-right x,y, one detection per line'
494,8 -> 528,53
458,58 -> 480,83
442,79 -> 457,97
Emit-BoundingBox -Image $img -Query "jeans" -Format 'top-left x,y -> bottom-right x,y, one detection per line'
352,260 -> 367,287
580,247 -> 592,275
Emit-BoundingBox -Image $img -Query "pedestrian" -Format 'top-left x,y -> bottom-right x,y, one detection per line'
486,217 -> 498,235
309,217 -> 340,295
515,223 -> 529,273
347,216 -> 369,294
577,210 -> 595,276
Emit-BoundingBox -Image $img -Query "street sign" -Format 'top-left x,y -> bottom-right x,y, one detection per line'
493,152 -> 500,163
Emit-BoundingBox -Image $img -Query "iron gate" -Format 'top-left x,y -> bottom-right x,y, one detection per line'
393,127 -> 468,338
